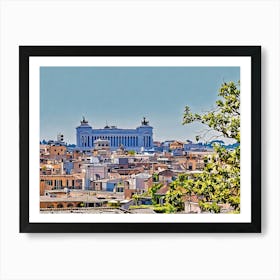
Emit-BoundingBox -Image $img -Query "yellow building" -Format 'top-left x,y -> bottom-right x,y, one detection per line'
169,141 -> 184,150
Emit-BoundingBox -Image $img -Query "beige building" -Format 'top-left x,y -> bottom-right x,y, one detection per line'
40,174 -> 84,195
49,145 -> 67,160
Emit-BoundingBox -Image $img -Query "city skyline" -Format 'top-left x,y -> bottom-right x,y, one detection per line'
40,66 -> 240,144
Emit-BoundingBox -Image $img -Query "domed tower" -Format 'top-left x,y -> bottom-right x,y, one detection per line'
76,116 -> 93,149
136,117 -> 153,150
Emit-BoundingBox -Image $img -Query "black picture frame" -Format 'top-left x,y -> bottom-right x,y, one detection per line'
19,46 -> 261,233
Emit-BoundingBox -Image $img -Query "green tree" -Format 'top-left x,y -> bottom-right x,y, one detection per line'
181,81 -> 240,213
148,183 -> 163,205
128,150 -> 136,156
183,81 -> 240,142
152,173 -> 159,182
165,188 -> 184,212
132,193 -> 141,206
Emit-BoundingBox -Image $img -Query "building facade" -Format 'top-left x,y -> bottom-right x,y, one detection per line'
76,117 -> 153,152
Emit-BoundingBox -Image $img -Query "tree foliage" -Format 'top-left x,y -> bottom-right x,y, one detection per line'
152,173 -> 159,182
177,81 -> 240,213
183,81 -> 240,143
165,188 -> 184,212
148,183 -> 163,205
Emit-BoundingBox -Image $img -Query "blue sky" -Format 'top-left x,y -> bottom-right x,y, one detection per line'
40,67 -> 240,144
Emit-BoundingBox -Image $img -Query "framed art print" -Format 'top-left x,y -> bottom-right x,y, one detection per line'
19,46 -> 261,233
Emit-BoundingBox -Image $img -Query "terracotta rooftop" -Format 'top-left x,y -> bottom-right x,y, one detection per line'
183,195 -> 199,203
155,185 -> 169,195
40,195 -> 107,203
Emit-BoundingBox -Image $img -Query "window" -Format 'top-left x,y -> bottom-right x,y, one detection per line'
46,180 -> 53,186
